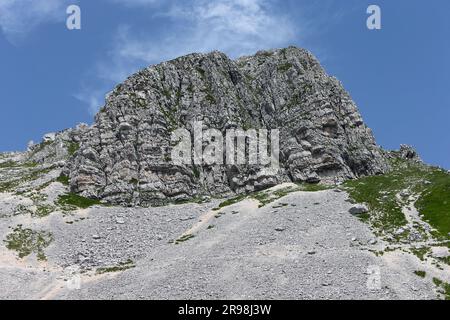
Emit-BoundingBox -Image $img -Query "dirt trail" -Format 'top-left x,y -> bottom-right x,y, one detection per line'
180,198 -> 260,237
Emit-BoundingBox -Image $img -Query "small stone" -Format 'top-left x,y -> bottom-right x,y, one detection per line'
349,204 -> 369,215
369,239 -> 378,245
115,218 -> 125,224
400,191 -> 410,198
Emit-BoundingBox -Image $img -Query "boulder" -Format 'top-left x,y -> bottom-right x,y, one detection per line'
349,204 -> 369,215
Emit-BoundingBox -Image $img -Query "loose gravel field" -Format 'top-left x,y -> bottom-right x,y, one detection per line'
1,184 -> 447,300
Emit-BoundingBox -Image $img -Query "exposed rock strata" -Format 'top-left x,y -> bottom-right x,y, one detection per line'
33,47 -> 390,205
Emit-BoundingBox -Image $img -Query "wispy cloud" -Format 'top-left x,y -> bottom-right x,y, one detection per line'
0,0 -> 73,43
112,0 -> 296,64
77,0 -> 297,113
73,87 -> 105,116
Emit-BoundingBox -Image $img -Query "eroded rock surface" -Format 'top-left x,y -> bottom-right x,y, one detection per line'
53,47 -> 386,205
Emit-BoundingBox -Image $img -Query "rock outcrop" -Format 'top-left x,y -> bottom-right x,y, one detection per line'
51,47 -> 387,205
27,123 -> 89,165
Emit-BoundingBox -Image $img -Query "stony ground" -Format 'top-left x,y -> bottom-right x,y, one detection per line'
0,153 -> 449,300
0,188 -> 448,299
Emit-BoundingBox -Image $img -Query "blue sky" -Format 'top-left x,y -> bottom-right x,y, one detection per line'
0,0 -> 449,168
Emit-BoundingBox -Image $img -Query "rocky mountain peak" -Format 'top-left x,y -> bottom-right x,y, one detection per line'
30,47 -> 389,206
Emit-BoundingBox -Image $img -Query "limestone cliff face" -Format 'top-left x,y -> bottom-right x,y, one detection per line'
64,47 -> 388,205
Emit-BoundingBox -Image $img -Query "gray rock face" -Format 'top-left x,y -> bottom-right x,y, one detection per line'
27,123 -> 89,165
398,145 -> 420,161
65,47 -> 388,205
386,144 -> 421,162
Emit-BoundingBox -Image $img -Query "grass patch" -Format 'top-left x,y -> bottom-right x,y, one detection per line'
0,180 -> 19,193
253,188 -> 284,208
66,142 -> 80,156
192,166 -> 200,179
23,161 -> 39,168
433,277 -> 443,287
172,196 -> 211,206
196,67 -> 206,78
56,193 -> 102,209
414,270 -> 426,278
205,93 -> 216,104
277,62 -> 293,73
357,212 -> 371,223
56,174 -> 70,185
436,255 -> 450,266
217,194 -> 247,209
175,234 -> 195,244
410,246 -> 431,261
158,104 -> 178,131
415,168 -> 450,239
297,183 -> 331,192
0,160 -> 19,168
0,160 -> 38,169
34,204 -> 55,217
433,277 -> 450,300
4,225 -> 53,261
96,259 -> 135,274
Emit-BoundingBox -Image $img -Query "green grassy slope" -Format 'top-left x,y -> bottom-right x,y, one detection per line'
344,158 -> 449,241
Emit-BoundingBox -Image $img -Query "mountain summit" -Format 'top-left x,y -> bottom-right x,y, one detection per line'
31,47 -> 388,206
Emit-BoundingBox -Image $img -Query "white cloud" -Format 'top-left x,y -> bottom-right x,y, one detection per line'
77,0 -> 297,113
104,0 -> 296,80
0,0 -> 73,43
73,88 -> 105,116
